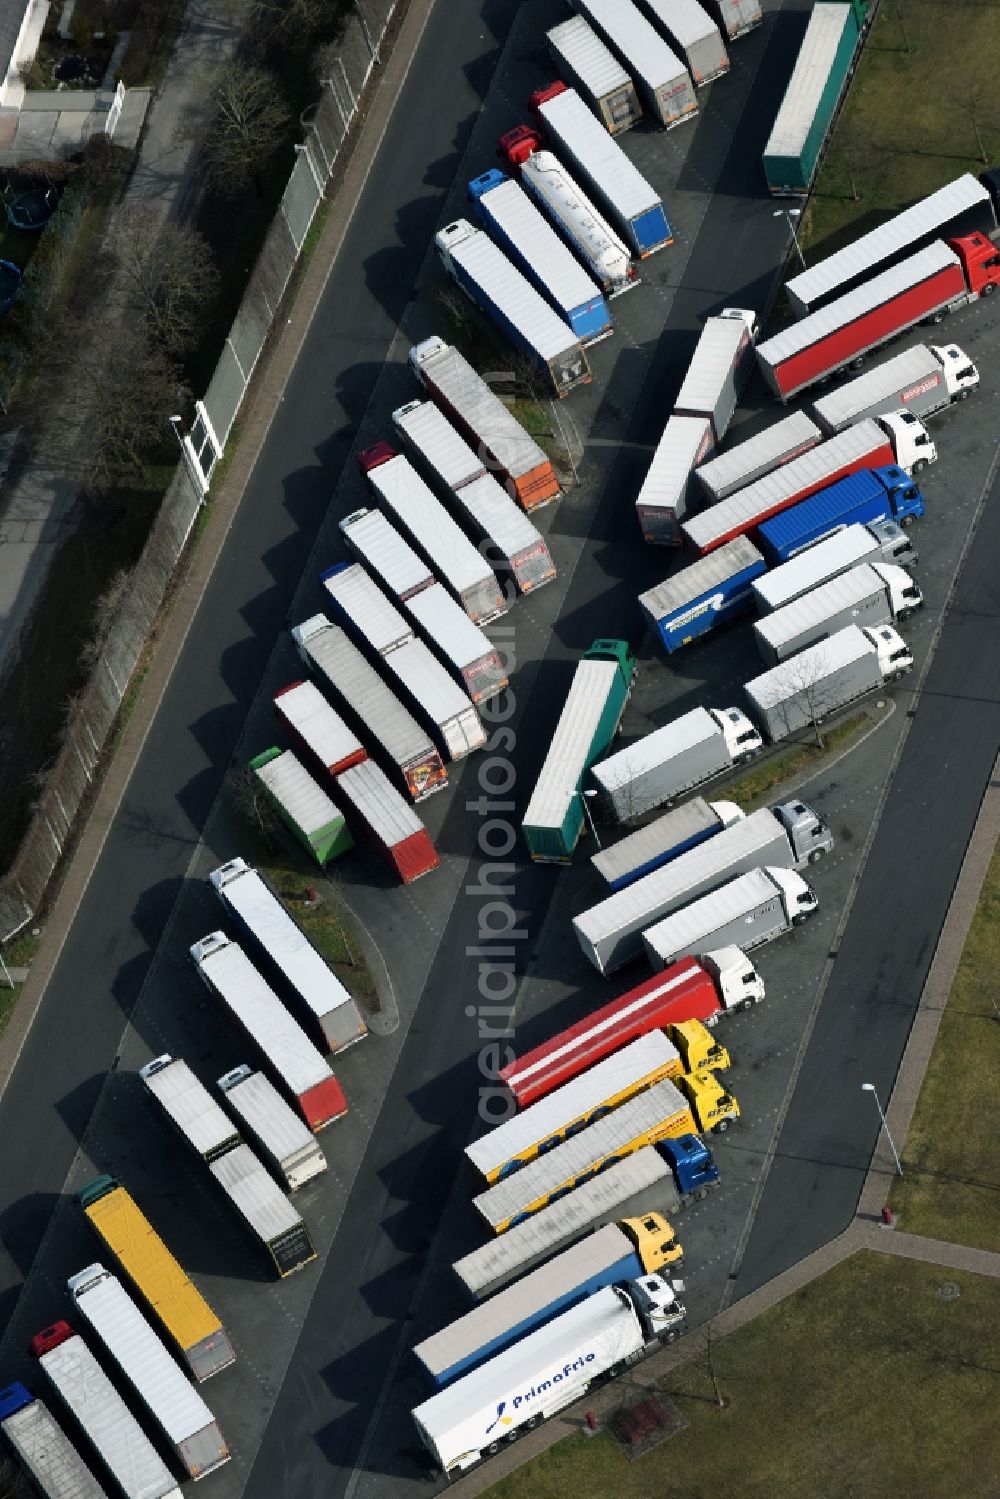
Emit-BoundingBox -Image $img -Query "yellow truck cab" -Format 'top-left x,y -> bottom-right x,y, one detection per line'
677,1070 -> 740,1133
619,1210 -> 684,1269
667,1019 -> 731,1074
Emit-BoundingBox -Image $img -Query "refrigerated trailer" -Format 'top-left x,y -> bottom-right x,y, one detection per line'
635,414 -> 715,545
408,337 -> 561,510
638,537 -> 766,653
752,562 -> 922,665
643,866 -> 817,965
217,1065 -> 328,1191
249,747 -> 353,867
810,342 -> 979,433
189,931 -> 349,1131
404,584 -> 508,703
513,148 -> 636,299
208,856 -> 367,1053
67,1265 -> 230,1481
673,309 -> 757,441
695,410 -> 823,502
527,86 -> 672,255
320,560 -> 414,656
567,0 -> 697,128
31,1323 -> 181,1499
339,504 -> 434,602
757,235 -> 1000,401
208,1145 -> 317,1276
545,15 -> 642,133
358,447 -> 508,621
785,173 -> 996,314
0,1383 -> 108,1499
752,522 -> 917,612
638,0 -> 729,85
377,636 -> 487,760
272,678 -> 367,780
291,615 -> 448,801
762,2 -> 861,197
334,759 -> 440,884
140,1054 -> 242,1163
744,623 -> 913,742
434,219 -> 591,397
467,171 -> 612,344
522,639 -> 636,861
77,1175 -> 236,1382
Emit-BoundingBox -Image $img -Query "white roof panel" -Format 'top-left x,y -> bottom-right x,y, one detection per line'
454,472 -> 542,557
193,936 -> 333,1095
674,317 -> 751,412
412,341 -> 550,482
340,507 -> 434,598
746,624 -> 871,711
765,5 -> 853,158
695,411 -> 821,498
786,174 -> 990,308
366,453 -> 499,595
810,344 -> 942,429
1,1399 -> 109,1499
643,0 -> 720,48
391,399 -> 485,490
476,179 -> 602,311
547,15 -> 632,99
220,1070 -> 318,1166
321,563 -> 413,653
523,659 -> 620,832
574,0 -> 689,94
273,680 -> 364,773
752,526 -> 877,611
141,1058 -> 239,1159
537,87 -> 661,220
755,564 -> 882,650
405,583 -> 495,672
644,867 -> 778,957
591,798 -> 721,885
639,537 -> 763,620
637,415 -> 713,512
209,1145 -> 304,1242
384,636 -> 479,724
592,706 -> 720,795
335,759 -> 424,846
253,750 -> 343,838
759,242 -> 960,365
440,225 -> 579,361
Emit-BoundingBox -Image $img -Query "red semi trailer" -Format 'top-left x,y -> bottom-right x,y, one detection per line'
334,759 -> 440,884
759,233 -> 1000,401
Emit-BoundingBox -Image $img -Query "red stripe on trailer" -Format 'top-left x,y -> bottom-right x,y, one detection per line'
300,1076 -> 349,1132
499,958 -> 716,1109
274,681 -> 368,778
391,829 -> 440,884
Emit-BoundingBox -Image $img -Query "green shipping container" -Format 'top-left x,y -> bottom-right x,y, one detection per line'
250,748 -> 354,866
762,1 -> 863,197
522,640 -> 636,862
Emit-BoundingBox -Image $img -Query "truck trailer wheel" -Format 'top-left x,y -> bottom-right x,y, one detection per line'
793,914 -> 809,926
957,388 -> 971,399
912,459 -> 928,473
741,997 -> 755,1012
983,283 -> 996,297
808,849 -> 825,864
902,515 -> 915,527
714,1118 -> 730,1133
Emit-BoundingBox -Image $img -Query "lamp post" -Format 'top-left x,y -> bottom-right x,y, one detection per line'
774,207 -> 806,270
577,789 -> 602,849
861,1082 -> 903,1176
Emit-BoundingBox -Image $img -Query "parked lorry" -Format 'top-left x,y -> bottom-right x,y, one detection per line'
522,639 -> 636,862
643,866 -> 818,965
682,418 -> 929,555
517,86 -> 672,255
635,413 -> 715,544
209,1145 -> 318,1277
409,336 -> 561,510
190,931 -> 349,1131
412,1273 -> 686,1474
467,1033 -> 691,1183
589,705 -> 763,824
745,623 -> 913,743
695,410 -> 822,503
358,445 -> 508,621
31,1322 -> 182,1499
217,1065 -> 328,1191
545,15 -> 642,133
573,803 -> 832,975
140,1054 -> 241,1161
752,522 -> 917,612
273,678 -> 367,780
591,798 -> 744,891
762,1 -> 862,196
467,171 -> 612,343
434,218 -> 591,396
209,856 -> 367,1053
755,465 -> 925,565
376,636 -> 487,760
416,1218 -> 683,1389
757,235 -> 1000,401
339,504 -> 434,603
786,173 -> 995,314
638,536 -> 766,652
453,1139 -> 717,1300
390,399 -> 557,592
0,1383 -> 108,1499
674,309 -> 757,442
78,1175 -> 236,1382
250,747 -> 353,867
320,559 -> 414,656
500,955 -> 757,1106
699,0 -> 760,41
753,562 -> 923,665
810,342 -> 979,433
566,0 -> 697,129
67,1265 -> 230,1481
639,0 -> 729,85
334,758 -> 440,883
473,1076 -> 739,1232
291,615 -> 448,801
511,146 -> 637,298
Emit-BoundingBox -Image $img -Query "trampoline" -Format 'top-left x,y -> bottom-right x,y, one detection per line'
6,185 -> 59,232
0,261 -> 22,317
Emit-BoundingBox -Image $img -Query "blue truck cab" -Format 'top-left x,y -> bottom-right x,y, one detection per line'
661,1133 -> 720,1197
756,465 -> 925,564
0,1383 -> 33,1422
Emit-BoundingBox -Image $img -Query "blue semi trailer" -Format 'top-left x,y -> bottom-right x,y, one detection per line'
756,466 -> 924,564
591,797 -> 744,891
638,536 -> 766,653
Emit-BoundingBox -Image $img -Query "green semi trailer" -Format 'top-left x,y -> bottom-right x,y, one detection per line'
762,0 -> 866,197
249,747 -> 353,866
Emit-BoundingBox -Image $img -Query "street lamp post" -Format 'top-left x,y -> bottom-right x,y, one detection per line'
577,789 -> 602,849
861,1082 -> 903,1176
774,207 -> 806,270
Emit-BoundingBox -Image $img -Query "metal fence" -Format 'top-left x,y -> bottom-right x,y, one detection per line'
0,0 -> 403,943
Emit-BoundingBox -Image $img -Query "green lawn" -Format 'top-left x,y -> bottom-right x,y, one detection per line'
721,711 -> 868,809
800,1 -> 1000,262
890,838 -> 1000,1248
482,1252 -> 1000,1499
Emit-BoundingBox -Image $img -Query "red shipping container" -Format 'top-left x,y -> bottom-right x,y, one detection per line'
300,1075 -> 349,1131
500,958 -> 718,1108
274,680 -> 367,778
334,760 -> 439,884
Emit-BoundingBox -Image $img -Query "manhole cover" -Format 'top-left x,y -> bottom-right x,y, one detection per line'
936,1282 -> 961,1301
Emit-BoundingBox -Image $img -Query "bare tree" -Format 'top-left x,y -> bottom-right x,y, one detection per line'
227,766 -> 281,843
970,89 -> 989,167
767,645 -> 837,749
203,62 -> 292,197
81,570 -> 133,671
248,0 -> 340,45
107,206 -> 219,357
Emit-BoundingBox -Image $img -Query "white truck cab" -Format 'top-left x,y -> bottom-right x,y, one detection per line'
719,306 -> 759,342
872,561 -> 923,621
864,623 -> 913,681
767,866 -> 818,924
701,946 -> 766,1013
930,342 -> 979,400
876,410 -> 937,474
709,706 -> 764,762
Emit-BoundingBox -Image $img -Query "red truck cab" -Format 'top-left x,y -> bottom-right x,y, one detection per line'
356,440 -> 396,474
497,123 -> 541,168
29,1321 -> 75,1357
949,232 -> 1000,296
